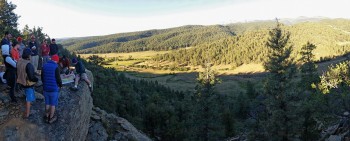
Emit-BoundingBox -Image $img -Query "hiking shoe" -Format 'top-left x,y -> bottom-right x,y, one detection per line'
48,115 -> 57,124
70,87 -> 78,91
10,99 -> 18,104
22,112 -> 28,119
43,115 -> 48,121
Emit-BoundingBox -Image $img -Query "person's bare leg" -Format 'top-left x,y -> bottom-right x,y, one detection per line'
74,75 -> 80,88
45,105 -> 50,117
84,78 -> 91,86
50,106 -> 56,118
25,102 -> 31,117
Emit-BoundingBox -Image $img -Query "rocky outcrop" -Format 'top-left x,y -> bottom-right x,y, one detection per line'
87,107 -> 152,141
321,111 -> 350,141
0,71 -> 151,141
0,70 -> 151,141
0,70 -> 94,141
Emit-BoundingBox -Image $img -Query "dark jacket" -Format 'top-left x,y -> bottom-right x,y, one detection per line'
49,43 -> 58,56
42,60 -> 62,92
75,61 -> 86,74
3,55 -> 16,87
1,38 -> 10,46
25,63 -> 38,88
29,41 -> 38,56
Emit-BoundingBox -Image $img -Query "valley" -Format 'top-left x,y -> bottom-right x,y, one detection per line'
64,18 -> 350,140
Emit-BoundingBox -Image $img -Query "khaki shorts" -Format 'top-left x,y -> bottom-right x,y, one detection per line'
77,73 -> 88,80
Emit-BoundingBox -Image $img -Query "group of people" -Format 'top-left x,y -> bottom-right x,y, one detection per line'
1,31 -> 92,124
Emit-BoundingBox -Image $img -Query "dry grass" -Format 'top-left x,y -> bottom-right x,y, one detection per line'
79,51 -> 268,93
80,50 -> 347,94
78,51 -> 170,60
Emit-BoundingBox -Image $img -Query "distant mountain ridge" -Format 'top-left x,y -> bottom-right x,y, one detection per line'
61,18 -> 350,55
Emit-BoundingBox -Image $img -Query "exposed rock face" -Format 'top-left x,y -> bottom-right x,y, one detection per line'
86,121 -> 108,141
87,107 -> 152,141
0,70 -> 94,141
0,70 -> 151,141
322,112 -> 350,141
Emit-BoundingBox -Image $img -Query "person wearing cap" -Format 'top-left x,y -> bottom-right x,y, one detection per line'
2,31 -> 17,103
17,37 -> 26,57
29,35 -> 39,74
71,58 -> 92,92
49,38 -> 58,56
41,39 -> 50,65
17,48 -> 38,118
41,54 -> 62,123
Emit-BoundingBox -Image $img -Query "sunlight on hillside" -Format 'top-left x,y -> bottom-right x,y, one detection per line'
78,51 -> 170,59
220,63 -> 265,75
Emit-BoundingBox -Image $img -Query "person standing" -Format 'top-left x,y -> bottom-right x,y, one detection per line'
28,35 -> 39,74
17,37 -> 26,57
2,31 -> 17,103
11,42 -> 20,62
71,58 -> 92,92
49,38 -> 58,56
41,54 -> 62,123
41,39 -> 50,65
59,55 -> 70,74
17,49 -> 38,118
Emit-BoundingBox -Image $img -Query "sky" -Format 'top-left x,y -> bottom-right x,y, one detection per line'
8,0 -> 350,38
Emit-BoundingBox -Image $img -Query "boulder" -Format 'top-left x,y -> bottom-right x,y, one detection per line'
326,135 -> 342,141
90,107 -> 152,141
86,121 -> 108,141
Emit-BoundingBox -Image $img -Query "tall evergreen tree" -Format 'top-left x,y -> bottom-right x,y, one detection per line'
193,52 -> 222,141
298,42 -> 320,140
0,0 -> 20,35
21,24 -> 31,42
299,42 -> 319,90
263,20 -> 298,140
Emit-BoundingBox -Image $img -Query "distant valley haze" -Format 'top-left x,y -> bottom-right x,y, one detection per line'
9,0 -> 350,38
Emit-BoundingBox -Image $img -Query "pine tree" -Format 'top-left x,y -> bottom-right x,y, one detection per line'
0,0 -> 19,35
298,42 -> 320,140
299,42 -> 318,90
193,48 -> 222,141
263,20 -> 298,140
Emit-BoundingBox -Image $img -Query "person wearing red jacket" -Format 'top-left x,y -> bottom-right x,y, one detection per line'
59,55 -> 70,74
41,39 -> 50,65
11,42 -> 20,61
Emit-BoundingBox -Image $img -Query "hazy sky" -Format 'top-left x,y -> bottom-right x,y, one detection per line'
9,0 -> 350,38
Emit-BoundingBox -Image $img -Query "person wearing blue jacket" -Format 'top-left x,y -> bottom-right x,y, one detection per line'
41,54 -> 62,123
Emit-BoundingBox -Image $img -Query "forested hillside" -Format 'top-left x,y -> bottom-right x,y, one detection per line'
62,19 -> 350,56
62,25 -> 233,53
63,19 -> 350,72
154,21 -> 350,67
82,24 -> 350,140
